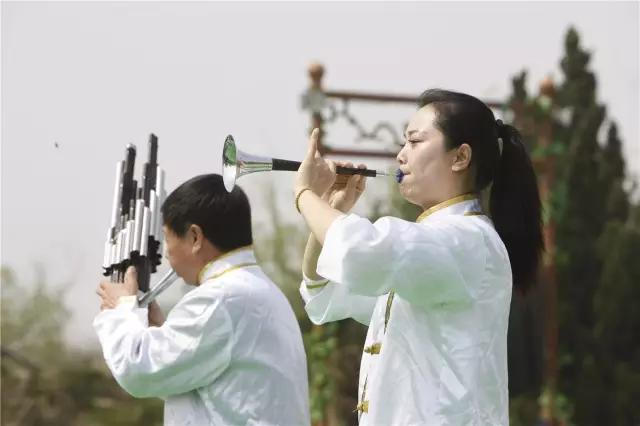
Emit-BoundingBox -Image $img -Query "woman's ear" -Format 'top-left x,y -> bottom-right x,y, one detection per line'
452,143 -> 472,172
189,224 -> 204,254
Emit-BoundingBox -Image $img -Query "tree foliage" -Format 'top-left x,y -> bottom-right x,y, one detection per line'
507,27 -> 639,425
0,267 -> 164,425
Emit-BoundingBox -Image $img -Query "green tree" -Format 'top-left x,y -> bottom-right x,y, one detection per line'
599,123 -> 629,222
591,209 -> 640,424
504,27 -> 638,425
1,267 -> 164,425
552,27 -> 636,425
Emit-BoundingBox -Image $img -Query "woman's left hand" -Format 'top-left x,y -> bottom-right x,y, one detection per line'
322,162 -> 367,213
294,128 -> 336,197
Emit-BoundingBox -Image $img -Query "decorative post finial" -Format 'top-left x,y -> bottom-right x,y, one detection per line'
539,75 -> 556,98
306,62 -> 326,152
537,75 -> 556,113
308,62 -> 325,90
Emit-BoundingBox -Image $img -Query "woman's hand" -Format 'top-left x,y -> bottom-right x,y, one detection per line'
294,128 -> 336,197
322,162 -> 367,213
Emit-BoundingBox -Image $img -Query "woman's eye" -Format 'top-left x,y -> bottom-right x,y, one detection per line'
401,138 -> 421,147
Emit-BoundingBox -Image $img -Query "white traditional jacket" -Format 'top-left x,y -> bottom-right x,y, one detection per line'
300,195 -> 512,426
95,247 -> 310,426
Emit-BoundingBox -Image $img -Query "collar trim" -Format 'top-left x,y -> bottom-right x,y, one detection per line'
197,244 -> 254,284
416,193 -> 478,223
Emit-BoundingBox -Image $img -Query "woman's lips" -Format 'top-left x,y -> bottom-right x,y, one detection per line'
395,169 -> 410,183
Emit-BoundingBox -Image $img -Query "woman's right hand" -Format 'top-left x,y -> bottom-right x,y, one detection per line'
322,162 -> 367,213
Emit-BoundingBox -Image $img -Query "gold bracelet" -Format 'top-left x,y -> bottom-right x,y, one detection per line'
295,187 -> 312,213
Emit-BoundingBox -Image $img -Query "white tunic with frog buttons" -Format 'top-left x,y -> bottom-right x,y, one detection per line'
300,196 -> 512,426
94,247 -> 310,426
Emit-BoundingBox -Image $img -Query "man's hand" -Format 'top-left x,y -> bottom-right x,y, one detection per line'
148,301 -> 166,327
96,266 -> 139,311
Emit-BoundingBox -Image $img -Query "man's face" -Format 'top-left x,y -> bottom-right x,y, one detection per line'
163,225 -> 197,285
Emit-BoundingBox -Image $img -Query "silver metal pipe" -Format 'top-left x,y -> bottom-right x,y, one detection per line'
132,199 -> 145,253
155,168 -> 165,239
140,206 -> 151,256
116,228 -> 125,264
124,220 -> 135,261
157,225 -> 165,260
156,183 -> 167,256
149,189 -> 157,238
138,269 -> 178,308
110,240 -> 118,269
110,161 -> 124,228
104,161 -> 123,273
103,229 -> 113,270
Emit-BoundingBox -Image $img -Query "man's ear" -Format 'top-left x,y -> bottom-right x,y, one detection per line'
189,224 -> 204,254
452,143 -> 472,172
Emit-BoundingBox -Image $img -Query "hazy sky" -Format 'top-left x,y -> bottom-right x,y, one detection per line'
2,1 -> 638,348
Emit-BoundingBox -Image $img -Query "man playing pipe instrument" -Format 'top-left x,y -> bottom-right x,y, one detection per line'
94,174 -> 310,425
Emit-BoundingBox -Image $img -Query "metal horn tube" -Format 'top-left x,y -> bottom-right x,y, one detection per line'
223,135 -> 274,192
222,134 -> 390,192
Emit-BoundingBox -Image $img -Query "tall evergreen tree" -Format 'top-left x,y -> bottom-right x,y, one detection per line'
553,27 -> 635,425
600,123 -> 629,222
554,28 -> 605,406
591,209 -> 640,424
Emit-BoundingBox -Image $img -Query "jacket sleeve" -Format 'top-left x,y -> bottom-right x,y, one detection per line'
93,288 -> 233,398
316,214 -> 484,309
299,273 -> 377,326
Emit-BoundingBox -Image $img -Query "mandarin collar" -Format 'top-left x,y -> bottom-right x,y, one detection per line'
416,193 -> 482,223
197,245 -> 256,284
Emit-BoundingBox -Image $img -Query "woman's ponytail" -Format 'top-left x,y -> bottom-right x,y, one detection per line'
490,122 -> 544,292
418,89 -> 544,292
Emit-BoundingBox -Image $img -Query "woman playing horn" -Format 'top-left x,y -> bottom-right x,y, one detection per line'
294,89 -> 544,425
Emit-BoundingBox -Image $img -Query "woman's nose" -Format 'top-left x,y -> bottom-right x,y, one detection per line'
396,146 -> 407,165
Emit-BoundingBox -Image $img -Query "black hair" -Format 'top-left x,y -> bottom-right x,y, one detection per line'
418,89 -> 544,292
161,174 -> 252,252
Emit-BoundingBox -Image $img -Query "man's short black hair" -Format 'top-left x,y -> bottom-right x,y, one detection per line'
161,174 -> 252,252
